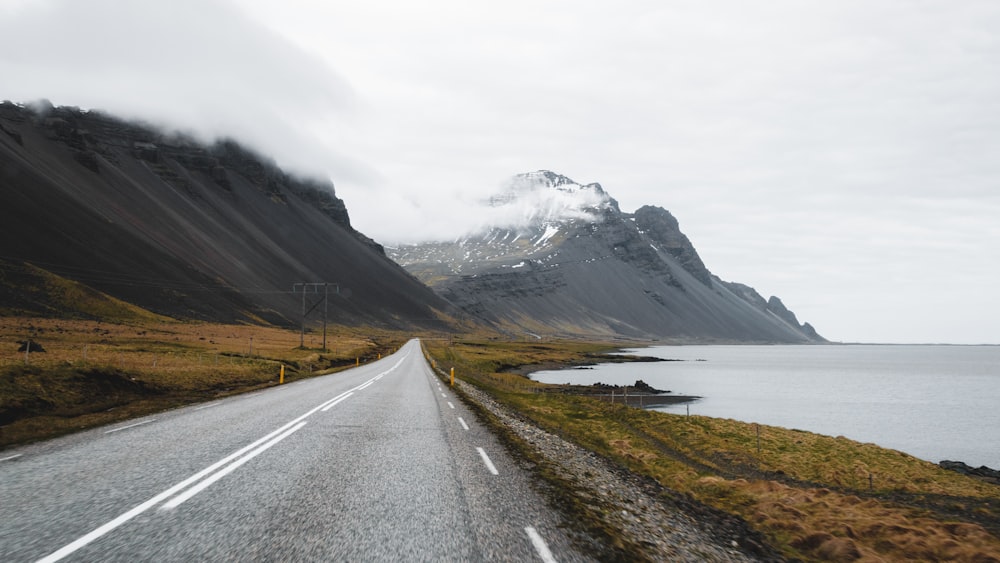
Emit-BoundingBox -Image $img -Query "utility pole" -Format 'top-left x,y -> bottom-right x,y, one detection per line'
295,283 -> 307,348
292,282 -> 339,350
323,283 -> 332,352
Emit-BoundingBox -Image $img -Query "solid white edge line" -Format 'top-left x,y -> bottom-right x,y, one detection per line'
194,401 -> 223,411
457,417 -> 470,431
320,392 -> 354,412
104,419 -> 156,434
161,421 -> 307,509
1,453 -> 22,462
525,526 -> 558,563
476,447 -> 499,475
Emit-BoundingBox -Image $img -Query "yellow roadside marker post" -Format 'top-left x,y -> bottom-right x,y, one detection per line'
450,367 -> 454,387
280,364 -> 285,384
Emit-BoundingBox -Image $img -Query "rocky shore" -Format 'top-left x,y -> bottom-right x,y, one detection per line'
531,377 -> 702,409
940,460 -> 1000,485
449,377 -> 783,561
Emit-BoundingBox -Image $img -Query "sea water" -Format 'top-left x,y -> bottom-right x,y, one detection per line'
531,345 -> 1000,469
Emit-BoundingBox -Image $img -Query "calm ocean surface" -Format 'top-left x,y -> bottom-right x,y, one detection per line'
531,345 -> 1000,469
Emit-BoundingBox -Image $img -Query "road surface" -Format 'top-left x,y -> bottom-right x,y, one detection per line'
0,339 -> 586,561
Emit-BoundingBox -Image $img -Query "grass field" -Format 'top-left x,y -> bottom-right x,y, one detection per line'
425,339 -> 1000,562
0,316 -> 406,447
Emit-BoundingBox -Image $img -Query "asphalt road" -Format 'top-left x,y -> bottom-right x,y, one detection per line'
0,339 -> 586,561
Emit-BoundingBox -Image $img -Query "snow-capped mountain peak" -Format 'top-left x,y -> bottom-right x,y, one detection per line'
389,171 -> 616,275
385,170 -> 824,343
486,170 -> 618,229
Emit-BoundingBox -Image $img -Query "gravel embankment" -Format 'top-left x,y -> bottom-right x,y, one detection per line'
453,378 -> 784,562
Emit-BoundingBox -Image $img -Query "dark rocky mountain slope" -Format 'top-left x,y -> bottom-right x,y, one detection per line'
0,101 -> 458,330
389,171 -> 824,342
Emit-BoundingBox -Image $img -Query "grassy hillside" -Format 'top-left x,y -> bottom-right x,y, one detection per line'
0,260 -> 174,322
424,339 -> 1000,562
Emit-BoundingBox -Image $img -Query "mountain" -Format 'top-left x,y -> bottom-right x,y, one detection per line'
388,171 -> 825,343
0,101 -> 458,330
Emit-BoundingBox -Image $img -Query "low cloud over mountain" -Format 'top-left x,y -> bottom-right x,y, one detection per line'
0,102 -> 458,330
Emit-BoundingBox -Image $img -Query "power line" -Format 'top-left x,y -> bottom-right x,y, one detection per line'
292,282 -> 339,350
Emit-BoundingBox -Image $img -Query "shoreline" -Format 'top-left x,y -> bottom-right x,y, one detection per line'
528,343 -> 1000,472
518,352 -> 700,409
589,393 -> 700,408
533,386 -> 700,408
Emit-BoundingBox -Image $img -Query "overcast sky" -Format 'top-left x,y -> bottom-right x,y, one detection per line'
2,0 -> 999,344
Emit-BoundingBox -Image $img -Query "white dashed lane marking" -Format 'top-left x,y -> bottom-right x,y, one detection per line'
476,447 -> 499,476
525,527 -> 558,563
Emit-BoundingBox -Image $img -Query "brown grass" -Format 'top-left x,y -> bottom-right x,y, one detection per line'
0,316 -> 404,448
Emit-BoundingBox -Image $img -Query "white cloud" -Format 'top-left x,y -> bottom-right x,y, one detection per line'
2,0 -> 999,343
0,0 -> 366,182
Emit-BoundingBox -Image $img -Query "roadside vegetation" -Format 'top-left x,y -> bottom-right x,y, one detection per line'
6,321 -> 999,561
0,316 -> 407,448
424,339 -> 1000,562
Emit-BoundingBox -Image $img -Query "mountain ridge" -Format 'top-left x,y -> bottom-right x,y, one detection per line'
389,170 -> 824,343
0,101 -> 825,342
0,101 -> 459,330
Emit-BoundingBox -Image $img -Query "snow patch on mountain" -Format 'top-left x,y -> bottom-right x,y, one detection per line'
484,170 -> 616,232
535,224 -> 561,247
388,171 -> 614,273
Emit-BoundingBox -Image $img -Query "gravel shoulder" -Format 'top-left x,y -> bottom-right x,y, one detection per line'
448,375 -> 786,562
